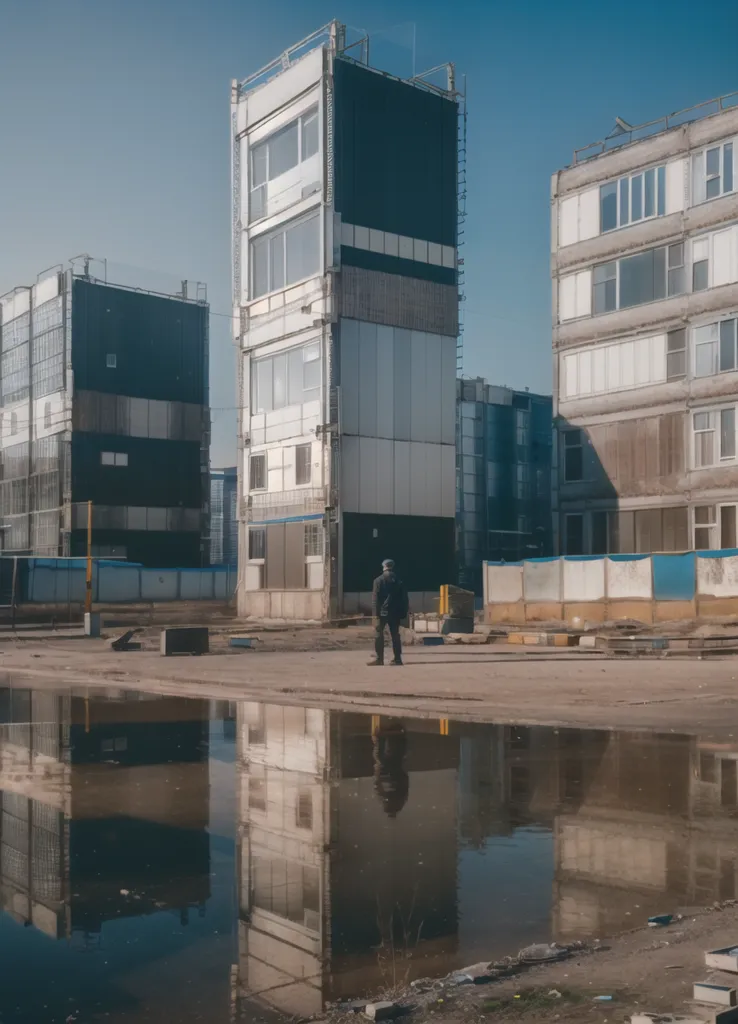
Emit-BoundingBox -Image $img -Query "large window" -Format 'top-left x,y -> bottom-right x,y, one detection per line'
693,141 -> 734,204
694,318 -> 738,377
250,106 -> 319,221
600,165 -> 666,232
694,504 -> 738,550
593,243 -> 685,314
251,212 -> 321,298
252,341 -> 321,413
563,429 -> 583,481
295,443 -> 312,485
693,407 -> 737,467
248,526 -> 266,559
564,513 -> 584,555
249,454 -> 266,490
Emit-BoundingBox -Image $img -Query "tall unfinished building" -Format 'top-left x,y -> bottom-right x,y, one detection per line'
553,92 -> 738,555
232,22 -> 464,619
0,260 -> 209,566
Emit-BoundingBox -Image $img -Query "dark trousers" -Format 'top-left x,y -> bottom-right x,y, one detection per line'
375,615 -> 402,663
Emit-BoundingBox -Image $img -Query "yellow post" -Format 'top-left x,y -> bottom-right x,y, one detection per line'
371,715 -> 381,737
439,584 -> 448,616
85,500 -> 93,615
439,718 -> 449,736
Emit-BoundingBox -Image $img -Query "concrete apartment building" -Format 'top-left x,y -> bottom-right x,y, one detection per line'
456,378 -> 552,591
0,259 -> 209,566
232,23 -> 463,619
552,92 -> 738,555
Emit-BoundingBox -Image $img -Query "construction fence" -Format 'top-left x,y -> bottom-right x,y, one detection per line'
483,550 -> 738,625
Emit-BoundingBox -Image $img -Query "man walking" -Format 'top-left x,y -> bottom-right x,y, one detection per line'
368,558 -> 408,666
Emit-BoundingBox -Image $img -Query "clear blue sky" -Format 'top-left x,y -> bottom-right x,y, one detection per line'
1,0 -> 736,464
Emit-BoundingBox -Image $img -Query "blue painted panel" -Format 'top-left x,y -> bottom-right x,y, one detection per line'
652,552 -> 695,601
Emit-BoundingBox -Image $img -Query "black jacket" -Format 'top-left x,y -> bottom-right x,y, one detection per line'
372,571 -> 409,619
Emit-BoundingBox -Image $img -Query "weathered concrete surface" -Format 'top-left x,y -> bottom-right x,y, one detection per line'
3,638 -> 738,734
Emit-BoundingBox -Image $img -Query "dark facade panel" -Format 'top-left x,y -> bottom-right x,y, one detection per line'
342,512 -> 455,594
71,433 -> 202,508
341,246 -> 456,287
71,279 -> 207,404
70,528 -> 201,567
334,58 -> 458,246
339,265 -> 458,337
266,524 -> 286,590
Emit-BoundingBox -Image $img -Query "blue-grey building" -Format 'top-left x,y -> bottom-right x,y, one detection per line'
456,378 -> 553,592
210,467 -> 238,566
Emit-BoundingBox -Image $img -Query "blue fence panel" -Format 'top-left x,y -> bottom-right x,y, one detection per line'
651,552 -> 696,601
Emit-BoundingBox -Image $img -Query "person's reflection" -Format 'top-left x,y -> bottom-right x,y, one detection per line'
373,722 -> 409,817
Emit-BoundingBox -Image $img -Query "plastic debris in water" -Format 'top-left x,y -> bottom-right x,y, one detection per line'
648,914 -> 673,927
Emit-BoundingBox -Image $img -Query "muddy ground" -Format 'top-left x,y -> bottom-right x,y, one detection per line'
320,903 -> 738,1023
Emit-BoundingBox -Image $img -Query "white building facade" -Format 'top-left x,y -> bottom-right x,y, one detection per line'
552,93 -> 738,555
232,23 -> 461,619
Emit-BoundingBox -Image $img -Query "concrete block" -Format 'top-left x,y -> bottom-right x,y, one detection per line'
365,1003 -> 399,1022
579,634 -> 598,647
84,612 -> 101,638
694,985 -> 737,1007
160,627 -> 209,656
706,947 -> 738,973
422,636 -> 444,646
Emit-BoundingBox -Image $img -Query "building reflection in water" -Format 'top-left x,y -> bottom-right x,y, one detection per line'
0,686 -> 210,945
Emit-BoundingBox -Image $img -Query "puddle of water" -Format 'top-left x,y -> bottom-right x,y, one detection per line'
1,682 -> 737,1021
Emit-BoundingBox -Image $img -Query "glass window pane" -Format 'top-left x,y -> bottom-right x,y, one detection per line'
668,243 -> 683,268
268,121 -> 298,179
254,358 -> 273,412
721,408 -> 736,459
251,142 -> 267,187
270,232 -> 285,291
620,249 -> 655,308
693,260 -> 709,292
600,182 -> 618,232
273,354 -> 287,409
695,343 -> 714,377
707,177 -> 721,200
286,214 -> 320,285
303,347 -> 321,392
697,430 -> 714,467
706,147 -> 720,178
252,236 -> 269,298
288,347 -> 304,405
668,268 -> 684,296
653,245 -> 666,300
721,506 -> 737,549
694,412 -> 711,431
631,174 -> 643,220
695,527 -> 712,550
644,168 -> 655,217
666,350 -> 685,380
301,109 -> 319,160
720,320 -> 736,372
725,143 -> 734,193
565,515 -> 584,555
695,505 -> 715,525
657,165 -> 666,215
619,177 -> 629,225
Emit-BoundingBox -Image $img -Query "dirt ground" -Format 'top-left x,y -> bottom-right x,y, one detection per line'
321,903 -> 738,1023
1,624 -> 738,734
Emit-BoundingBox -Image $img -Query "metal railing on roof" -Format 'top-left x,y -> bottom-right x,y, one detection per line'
573,89 -> 738,165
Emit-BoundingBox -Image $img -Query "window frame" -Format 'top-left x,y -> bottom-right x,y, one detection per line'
251,340 -> 322,414
693,317 -> 738,379
600,164 -> 666,233
594,242 -> 685,314
295,443 -> 312,486
249,105 -> 320,224
692,140 -> 735,205
248,526 -> 266,561
250,210 -> 321,300
249,453 -> 267,491
563,429 -> 584,482
692,406 -> 738,468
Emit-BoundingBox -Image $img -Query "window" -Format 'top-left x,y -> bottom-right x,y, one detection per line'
593,243 -> 685,314
249,454 -> 266,490
304,521 -> 323,557
515,464 -> 529,499
252,341 -> 321,413
101,451 -> 128,467
600,165 -> 666,232
10,412 -> 17,436
693,237 -> 709,291
693,408 -> 737,467
563,429 -> 583,481
666,328 -> 686,381
248,526 -> 266,560
695,319 -> 738,377
694,412 -> 715,467
295,443 -> 312,485
693,142 -> 734,204
43,402 -> 52,429
249,106 -> 320,222
251,211 -> 320,298
694,505 -> 717,549
106,353 -> 117,369
296,789 -> 313,829
565,513 -> 584,555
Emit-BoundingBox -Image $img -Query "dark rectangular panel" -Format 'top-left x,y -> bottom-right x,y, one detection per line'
284,522 -> 305,590
266,524 -> 285,590
342,512 -> 454,593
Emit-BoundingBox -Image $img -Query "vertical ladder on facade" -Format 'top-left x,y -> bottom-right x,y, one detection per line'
456,81 -> 467,375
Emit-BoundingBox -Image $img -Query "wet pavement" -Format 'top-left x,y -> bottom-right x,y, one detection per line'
1,682 -> 737,1022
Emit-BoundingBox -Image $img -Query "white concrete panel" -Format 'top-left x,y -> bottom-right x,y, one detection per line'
579,187 -> 599,241
424,331 -> 442,443
394,441 -> 411,515
375,438 -> 394,513
697,555 -> 738,598
409,441 -> 427,516
574,270 -> 592,317
424,443 -> 443,518
399,236 -> 413,261
375,325 -> 394,440
620,340 -> 635,387
409,330 -> 426,442
442,246 -> 455,269
341,436 -> 360,512
245,48 -> 323,129
128,398 -> 148,437
267,446 -> 284,469
413,239 -> 428,263
34,275 -> 59,307
559,274 -> 577,322
666,158 -> 685,214
149,399 -> 168,439
634,337 -> 650,385
440,443 -> 455,519
358,321 -> 378,437
307,561 -> 323,590
428,242 -> 442,266
523,560 -> 562,602
244,564 -> 262,591
606,344 -> 621,390
440,337 -> 457,445
267,466 -> 284,491
358,436 -> 378,514
485,563 -> 523,604
592,348 -> 605,394
559,196 -> 579,247
606,557 -> 652,600
652,334 -> 667,381
340,318 -> 359,435
341,222 -> 354,247
578,350 -> 592,394
354,225 -> 369,250
385,232 -> 399,258
369,229 -> 383,253
563,353 -> 577,398
563,558 -> 606,602
0,289 -> 30,321
712,226 -> 738,288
